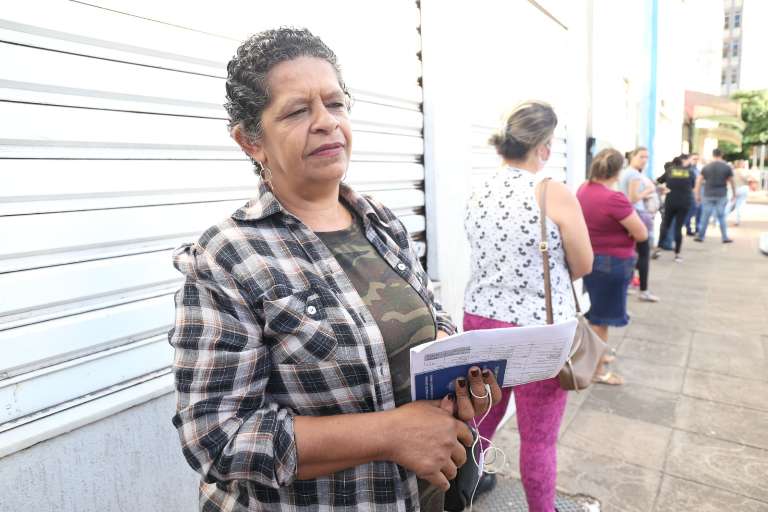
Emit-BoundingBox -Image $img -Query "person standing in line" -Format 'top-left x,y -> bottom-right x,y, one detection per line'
694,148 -> 736,243
729,159 -> 750,226
464,101 -> 593,510
660,154 -> 692,250
578,149 -> 648,385
653,155 -> 695,261
684,152 -> 701,236
168,28 -> 498,512
618,147 -> 660,302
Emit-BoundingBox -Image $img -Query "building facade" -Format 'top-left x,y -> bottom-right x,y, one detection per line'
0,1 -> 719,510
722,0 -> 768,95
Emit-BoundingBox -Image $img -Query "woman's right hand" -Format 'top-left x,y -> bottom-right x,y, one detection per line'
385,397 -> 473,491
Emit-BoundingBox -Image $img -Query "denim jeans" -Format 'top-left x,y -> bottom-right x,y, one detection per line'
684,201 -> 701,234
729,185 -> 749,225
583,254 -> 636,327
699,196 -> 729,241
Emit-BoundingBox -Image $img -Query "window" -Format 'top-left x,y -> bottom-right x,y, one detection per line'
734,12 -> 741,28
732,41 -> 739,57
724,14 -> 730,29
722,71 -> 727,85
731,71 -> 738,84
723,42 -> 729,58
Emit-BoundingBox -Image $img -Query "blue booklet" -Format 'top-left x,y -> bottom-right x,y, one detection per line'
412,359 -> 507,401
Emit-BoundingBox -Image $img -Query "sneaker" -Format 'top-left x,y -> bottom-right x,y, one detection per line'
638,291 -> 660,302
693,237 -> 703,242
723,239 -> 734,244
674,255 -> 683,263
651,249 -> 661,259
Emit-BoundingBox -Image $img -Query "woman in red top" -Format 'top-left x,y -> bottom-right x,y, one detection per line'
577,149 -> 648,385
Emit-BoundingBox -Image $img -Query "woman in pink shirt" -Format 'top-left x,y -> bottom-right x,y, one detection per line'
577,149 -> 648,385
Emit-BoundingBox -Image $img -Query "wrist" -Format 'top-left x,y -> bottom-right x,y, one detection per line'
373,409 -> 400,462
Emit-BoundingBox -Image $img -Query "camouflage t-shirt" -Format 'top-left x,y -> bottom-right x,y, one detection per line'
316,216 -> 437,407
317,217 -> 442,512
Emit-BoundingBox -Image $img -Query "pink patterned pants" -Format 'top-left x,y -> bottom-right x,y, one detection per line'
463,312 -> 568,512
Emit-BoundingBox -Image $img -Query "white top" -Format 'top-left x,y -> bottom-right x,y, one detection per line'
463,167 -> 576,325
618,167 -> 647,211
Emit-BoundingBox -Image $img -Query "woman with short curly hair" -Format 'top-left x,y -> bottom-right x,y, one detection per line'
169,27 -> 501,512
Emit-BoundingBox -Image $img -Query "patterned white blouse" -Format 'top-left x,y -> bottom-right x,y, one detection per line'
464,167 -> 576,325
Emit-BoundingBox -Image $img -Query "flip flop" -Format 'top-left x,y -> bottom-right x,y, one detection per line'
593,372 -> 624,386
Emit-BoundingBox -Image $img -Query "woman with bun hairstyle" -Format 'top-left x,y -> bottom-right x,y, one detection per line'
464,101 -> 593,510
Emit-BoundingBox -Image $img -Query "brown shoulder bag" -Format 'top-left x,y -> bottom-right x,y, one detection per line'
539,178 -> 607,391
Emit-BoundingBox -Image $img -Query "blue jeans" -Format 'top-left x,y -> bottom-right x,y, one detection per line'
684,202 -> 701,234
662,217 -> 676,249
728,185 -> 749,225
698,196 -> 729,241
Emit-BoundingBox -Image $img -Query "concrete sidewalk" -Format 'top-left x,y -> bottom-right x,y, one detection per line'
478,202 -> 768,512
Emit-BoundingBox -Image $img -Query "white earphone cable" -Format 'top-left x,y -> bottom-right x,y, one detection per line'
467,383 -> 507,512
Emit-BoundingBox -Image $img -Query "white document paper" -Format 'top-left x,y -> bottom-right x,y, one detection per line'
410,318 -> 577,401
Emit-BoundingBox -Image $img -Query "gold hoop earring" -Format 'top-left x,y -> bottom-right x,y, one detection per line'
261,165 -> 273,184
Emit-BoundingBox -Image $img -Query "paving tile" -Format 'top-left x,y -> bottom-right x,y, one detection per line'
683,369 -> 768,411
654,475 -> 768,512
688,347 -> 767,382
626,301 -> 652,320
617,338 -> 689,367
556,445 -> 661,512
559,388 -> 592,437
702,299 -> 765,316
695,314 -> 768,336
612,358 -> 686,393
674,395 -> 768,450
624,321 -> 691,347
559,409 -> 672,470
691,331 -> 766,359
665,430 -> 768,502
582,384 -> 679,427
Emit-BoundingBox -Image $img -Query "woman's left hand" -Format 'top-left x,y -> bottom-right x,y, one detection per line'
436,330 -> 451,341
453,367 -> 503,421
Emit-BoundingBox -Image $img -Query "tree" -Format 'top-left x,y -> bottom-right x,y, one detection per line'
724,90 -> 768,161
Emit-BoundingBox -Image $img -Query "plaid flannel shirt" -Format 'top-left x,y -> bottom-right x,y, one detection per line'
169,181 -> 456,511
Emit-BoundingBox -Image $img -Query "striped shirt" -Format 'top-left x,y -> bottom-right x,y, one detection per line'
169,180 -> 456,511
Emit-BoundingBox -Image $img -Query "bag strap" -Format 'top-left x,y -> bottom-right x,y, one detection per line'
538,179 -> 554,325
539,178 -> 583,323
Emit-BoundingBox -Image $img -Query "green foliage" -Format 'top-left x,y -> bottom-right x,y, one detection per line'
731,90 -> 768,157
718,140 -> 745,160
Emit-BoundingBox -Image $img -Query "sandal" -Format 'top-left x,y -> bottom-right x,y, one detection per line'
593,372 -> 624,386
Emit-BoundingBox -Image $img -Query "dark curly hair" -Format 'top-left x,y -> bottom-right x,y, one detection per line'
225,27 -> 351,172
489,101 -> 557,161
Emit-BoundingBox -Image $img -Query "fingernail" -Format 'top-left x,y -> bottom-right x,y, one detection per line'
470,369 -> 480,378
457,378 -> 467,388
482,369 -> 491,378
447,393 -> 455,401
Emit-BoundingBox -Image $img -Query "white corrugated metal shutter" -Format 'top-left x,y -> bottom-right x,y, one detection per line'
0,0 -> 425,455
470,124 -> 569,186
464,1 -> 572,187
